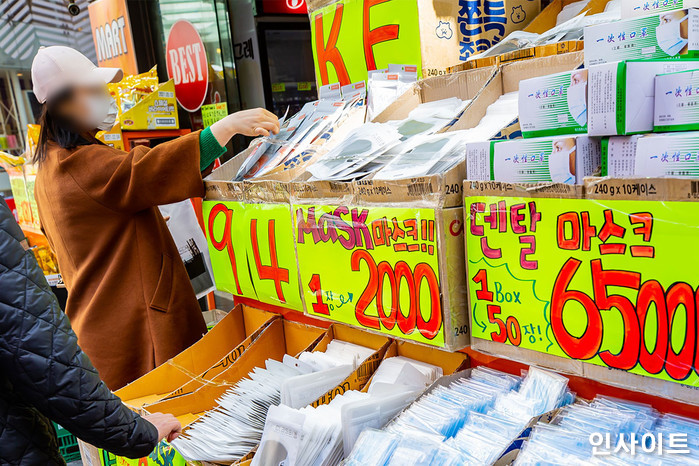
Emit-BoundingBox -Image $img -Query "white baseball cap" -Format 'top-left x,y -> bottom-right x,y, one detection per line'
31,46 -> 123,104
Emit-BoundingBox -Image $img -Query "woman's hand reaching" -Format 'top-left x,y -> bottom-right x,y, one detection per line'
143,412 -> 182,443
210,108 -> 280,146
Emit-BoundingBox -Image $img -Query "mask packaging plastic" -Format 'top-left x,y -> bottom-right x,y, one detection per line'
367,357 -> 443,394
344,429 -> 400,466
341,389 -> 419,456
281,363 -> 355,408
367,67 -> 416,120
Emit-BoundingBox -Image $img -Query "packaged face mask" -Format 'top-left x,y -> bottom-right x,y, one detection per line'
584,9 -> 699,67
634,131 -> 699,177
588,60 -> 699,136
654,68 -> 699,132
518,69 -> 589,137
491,135 -> 600,183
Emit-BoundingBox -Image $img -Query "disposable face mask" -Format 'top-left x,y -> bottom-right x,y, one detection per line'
548,146 -> 576,183
566,83 -> 587,127
86,94 -> 118,131
656,16 -> 688,56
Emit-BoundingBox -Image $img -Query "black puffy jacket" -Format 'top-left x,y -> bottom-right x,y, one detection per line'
0,199 -> 158,465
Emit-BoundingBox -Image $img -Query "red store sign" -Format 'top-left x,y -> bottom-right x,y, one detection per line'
166,20 -> 209,112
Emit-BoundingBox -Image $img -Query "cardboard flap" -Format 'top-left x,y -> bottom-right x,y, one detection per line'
502,51 -> 585,93
245,180 -> 291,204
283,319 -> 328,356
115,306 -> 277,408
585,176 -> 699,201
463,180 -> 584,198
290,180 -> 356,204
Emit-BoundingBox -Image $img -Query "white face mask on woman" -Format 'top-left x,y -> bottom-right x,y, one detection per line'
84,94 -> 118,131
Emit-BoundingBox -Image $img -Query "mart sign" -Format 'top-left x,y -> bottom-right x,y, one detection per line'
88,0 -> 138,75
465,193 -> 699,387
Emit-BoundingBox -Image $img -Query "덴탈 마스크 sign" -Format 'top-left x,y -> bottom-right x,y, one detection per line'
293,204 -> 444,347
88,0 -> 139,75
466,194 -> 699,386
166,20 -> 209,112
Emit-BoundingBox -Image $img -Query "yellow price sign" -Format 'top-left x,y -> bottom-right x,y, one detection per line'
204,201 -> 303,310
293,204 -> 444,346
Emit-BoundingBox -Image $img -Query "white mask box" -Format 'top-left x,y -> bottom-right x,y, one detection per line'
635,131 -> 699,176
588,59 -> 699,136
465,141 -> 494,181
518,69 -> 589,138
584,9 -> 699,67
601,135 -> 642,177
621,0 -> 699,18
654,68 -> 699,130
491,135 -> 601,184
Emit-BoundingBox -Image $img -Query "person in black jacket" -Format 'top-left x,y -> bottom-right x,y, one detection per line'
0,198 -> 182,465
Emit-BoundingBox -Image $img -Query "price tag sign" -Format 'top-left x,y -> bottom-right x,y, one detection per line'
466,196 -> 699,386
293,204 -> 444,347
204,201 -> 303,310
201,102 -> 228,128
243,203 -> 303,310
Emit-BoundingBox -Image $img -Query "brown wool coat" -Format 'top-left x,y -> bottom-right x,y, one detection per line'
34,132 -> 208,390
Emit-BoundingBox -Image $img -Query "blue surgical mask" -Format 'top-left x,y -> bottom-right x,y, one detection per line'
566,83 -> 587,127
656,16 -> 688,56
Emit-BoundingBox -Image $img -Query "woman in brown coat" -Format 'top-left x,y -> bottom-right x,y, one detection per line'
30,46 -> 279,390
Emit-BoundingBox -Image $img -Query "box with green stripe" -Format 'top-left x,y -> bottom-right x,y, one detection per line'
492,135 -> 600,184
654,68 -> 699,130
622,0 -> 699,18
588,59 -> 699,136
518,69 -> 588,138
584,8 -> 699,67
635,131 -> 699,176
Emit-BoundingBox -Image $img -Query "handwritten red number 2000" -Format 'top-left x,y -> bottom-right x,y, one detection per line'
350,250 -> 442,340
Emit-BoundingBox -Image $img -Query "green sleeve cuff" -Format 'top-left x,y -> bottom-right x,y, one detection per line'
199,127 -> 226,171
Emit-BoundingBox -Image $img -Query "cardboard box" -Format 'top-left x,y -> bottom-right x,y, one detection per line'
492,135 -> 601,184
306,0 -> 540,85
634,131 -> 699,176
115,305 -> 278,411
518,69 -> 589,137
307,324 -> 392,406
654,68 -> 699,131
450,51 -> 585,133
622,0 -> 699,18
119,79 -> 179,130
601,135 -> 641,176
96,124 -> 125,151
383,369 -> 563,465
588,59 -> 699,135
372,66 -> 497,123
526,0 -> 613,34
79,318 -> 328,466
464,178 -> 699,405
447,41 -> 585,72
584,9 -> 699,67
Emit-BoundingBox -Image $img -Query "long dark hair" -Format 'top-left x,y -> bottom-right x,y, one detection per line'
33,88 -> 93,164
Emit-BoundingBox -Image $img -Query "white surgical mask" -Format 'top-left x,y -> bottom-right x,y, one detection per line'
549,146 -> 576,184
566,83 -> 587,127
656,16 -> 688,57
85,94 -> 118,131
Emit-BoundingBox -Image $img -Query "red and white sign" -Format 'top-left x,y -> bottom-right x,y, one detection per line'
166,20 -> 209,112
261,0 -> 307,15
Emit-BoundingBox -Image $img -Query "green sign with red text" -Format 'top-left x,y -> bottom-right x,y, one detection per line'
203,200 -> 303,311
466,196 -> 699,386
309,0 -> 421,87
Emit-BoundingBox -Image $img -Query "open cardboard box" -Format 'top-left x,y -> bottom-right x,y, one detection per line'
372,66 -> 497,123
464,177 -> 699,406
115,305 -> 278,411
80,317 -> 327,466
360,340 -> 469,394
380,369 -> 565,465
305,324 -> 392,407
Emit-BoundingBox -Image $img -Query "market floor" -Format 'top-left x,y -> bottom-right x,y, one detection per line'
67,461 -> 82,466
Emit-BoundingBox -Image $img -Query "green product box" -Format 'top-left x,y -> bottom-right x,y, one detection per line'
588,59 -> 699,135
584,9 -> 699,67
518,69 -> 589,138
635,131 -> 699,176
654,68 -> 699,130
